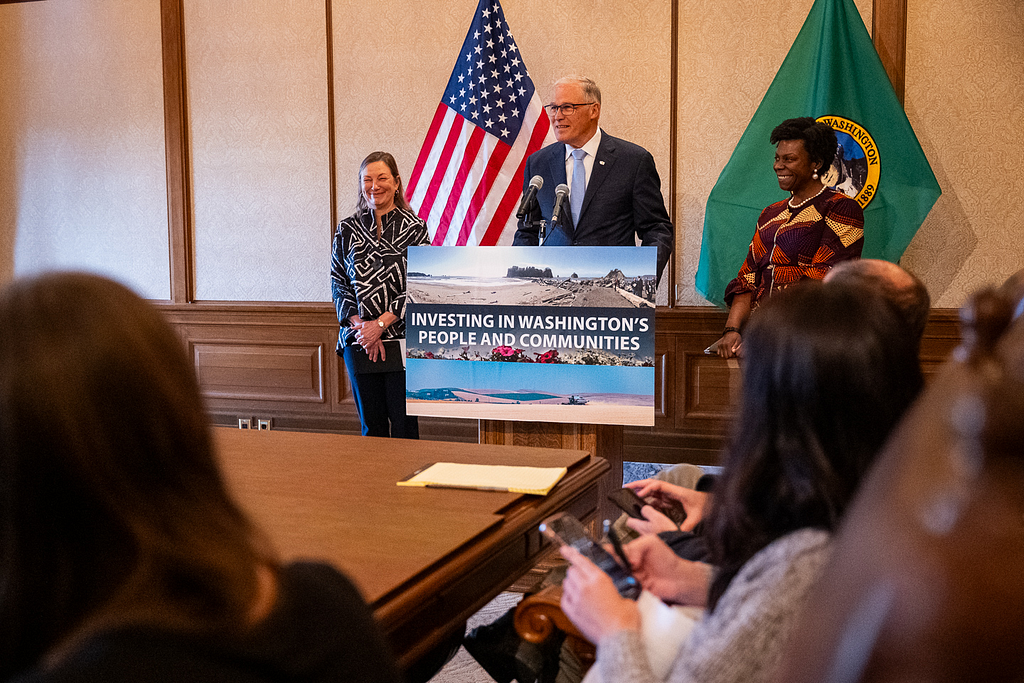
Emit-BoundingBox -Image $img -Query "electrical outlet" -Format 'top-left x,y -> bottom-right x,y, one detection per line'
257,418 -> 271,431
238,418 -> 252,429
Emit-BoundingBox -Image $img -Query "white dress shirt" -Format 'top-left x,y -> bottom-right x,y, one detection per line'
564,127 -> 603,192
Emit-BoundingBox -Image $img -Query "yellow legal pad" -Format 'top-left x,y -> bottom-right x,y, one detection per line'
397,462 -> 567,496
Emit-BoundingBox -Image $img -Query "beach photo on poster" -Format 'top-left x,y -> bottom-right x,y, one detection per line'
405,358 -> 655,426
407,245 -> 658,309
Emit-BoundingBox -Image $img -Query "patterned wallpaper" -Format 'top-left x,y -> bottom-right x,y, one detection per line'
186,0 -> 331,301
330,1 -> 471,220
331,0 -> 672,302
673,0 -> 873,305
1,0 -> 1020,308
673,0 -> 1024,308
900,0 -> 1024,307
0,0 -> 170,299
330,0 -> 672,231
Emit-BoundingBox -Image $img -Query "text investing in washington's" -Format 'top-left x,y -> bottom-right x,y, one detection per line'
409,312 -> 650,333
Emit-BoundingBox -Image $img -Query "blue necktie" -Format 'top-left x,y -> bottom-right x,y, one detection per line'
570,148 -> 586,230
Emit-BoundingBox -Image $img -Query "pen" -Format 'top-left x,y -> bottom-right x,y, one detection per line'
603,519 -> 633,573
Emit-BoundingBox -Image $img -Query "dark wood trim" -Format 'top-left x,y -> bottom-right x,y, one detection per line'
325,0 -> 338,232
160,0 -> 194,303
872,0 -> 907,104
667,0 -> 679,306
157,301 -> 336,317
159,302 -> 963,467
616,306 -> 964,466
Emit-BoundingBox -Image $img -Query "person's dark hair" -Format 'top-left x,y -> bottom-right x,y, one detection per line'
770,117 -> 838,176
704,281 -> 922,611
0,272 -> 273,677
356,151 -> 411,213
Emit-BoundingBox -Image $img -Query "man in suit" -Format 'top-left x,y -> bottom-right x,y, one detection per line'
512,76 -> 674,283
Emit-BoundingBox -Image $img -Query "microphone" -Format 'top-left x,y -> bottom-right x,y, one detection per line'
550,184 -> 570,226
516,175 -> 544,219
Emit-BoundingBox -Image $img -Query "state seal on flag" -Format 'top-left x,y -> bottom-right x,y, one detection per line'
816,115 -> 880,209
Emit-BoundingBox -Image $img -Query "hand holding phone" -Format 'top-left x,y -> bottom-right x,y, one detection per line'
539,512 -> 640,599
608,487 -> 647,519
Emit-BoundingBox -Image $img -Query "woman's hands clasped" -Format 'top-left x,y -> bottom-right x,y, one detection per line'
349,315 -> 387,362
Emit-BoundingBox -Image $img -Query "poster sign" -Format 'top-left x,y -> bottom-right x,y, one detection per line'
405,246 -> 656,426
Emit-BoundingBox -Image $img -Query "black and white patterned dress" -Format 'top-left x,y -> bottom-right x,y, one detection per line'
330,206 -> 429,354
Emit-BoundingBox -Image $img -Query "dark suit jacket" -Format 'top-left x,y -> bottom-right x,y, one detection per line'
512,132 -> 674,281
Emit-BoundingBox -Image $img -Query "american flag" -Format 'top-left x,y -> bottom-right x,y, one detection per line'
406,0 -> 554,246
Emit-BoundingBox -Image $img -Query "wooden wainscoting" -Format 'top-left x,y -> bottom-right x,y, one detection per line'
157,303 -> 963,465
160,302 -> 479,442
623,306 -> 963,466
160,303 -> 355,431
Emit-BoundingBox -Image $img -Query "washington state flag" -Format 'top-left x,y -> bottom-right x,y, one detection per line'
695,0 -> 941,307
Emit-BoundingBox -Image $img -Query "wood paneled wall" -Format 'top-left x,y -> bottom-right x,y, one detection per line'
149,0 -> 962,464
161,304 -> 963,465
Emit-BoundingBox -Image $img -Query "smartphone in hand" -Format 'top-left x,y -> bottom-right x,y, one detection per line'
539,512 -> 640,599
607,487 -> 647,519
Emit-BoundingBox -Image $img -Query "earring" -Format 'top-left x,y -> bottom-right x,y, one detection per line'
812,170 -> 819,180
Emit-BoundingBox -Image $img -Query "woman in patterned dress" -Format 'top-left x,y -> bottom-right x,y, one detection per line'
331,152 -> 429,438
713,117 -> 864,359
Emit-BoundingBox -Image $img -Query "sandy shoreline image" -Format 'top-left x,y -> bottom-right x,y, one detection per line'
407,387 -> 652,406
407,400 -> 655,426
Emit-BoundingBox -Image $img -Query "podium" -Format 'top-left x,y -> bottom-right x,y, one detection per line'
480,420 -> 623,524
407,245 -> 654,527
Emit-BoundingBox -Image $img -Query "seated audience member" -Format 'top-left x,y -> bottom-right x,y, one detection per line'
559,281 -> 923,683
824,258 -> 930,346
0,272 -> 402,683
621,471 -> 712,539
770,285 -> 1024,683
626,259 -> 931,540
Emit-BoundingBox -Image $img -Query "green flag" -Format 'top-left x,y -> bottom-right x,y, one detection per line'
695,0 -> 941,307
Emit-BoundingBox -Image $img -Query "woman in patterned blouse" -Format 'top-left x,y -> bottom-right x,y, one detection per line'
713,118 -> 864,359
331,152 -> 429,438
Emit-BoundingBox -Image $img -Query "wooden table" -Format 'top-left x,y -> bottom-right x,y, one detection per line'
213,428 -> 608,672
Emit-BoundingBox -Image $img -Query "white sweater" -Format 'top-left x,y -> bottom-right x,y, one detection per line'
597,528 -> 832,683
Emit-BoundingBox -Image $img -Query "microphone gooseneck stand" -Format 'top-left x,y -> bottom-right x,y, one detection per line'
528,216 -> 548,246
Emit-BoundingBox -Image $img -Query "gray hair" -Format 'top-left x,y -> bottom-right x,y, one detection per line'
554,75 -> 601,105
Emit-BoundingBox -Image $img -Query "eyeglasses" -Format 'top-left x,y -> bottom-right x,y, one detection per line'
544,102 -> 597,116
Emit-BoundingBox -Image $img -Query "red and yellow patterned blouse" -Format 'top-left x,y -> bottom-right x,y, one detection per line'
724,188 -> 864,308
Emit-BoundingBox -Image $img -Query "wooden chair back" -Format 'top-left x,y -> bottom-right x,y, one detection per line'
772,286 -> 1024,683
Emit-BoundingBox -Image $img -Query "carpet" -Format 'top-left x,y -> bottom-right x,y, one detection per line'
429,592 -> 523,683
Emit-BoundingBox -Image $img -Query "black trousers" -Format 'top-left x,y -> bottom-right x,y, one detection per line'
342,347 -> 419,439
